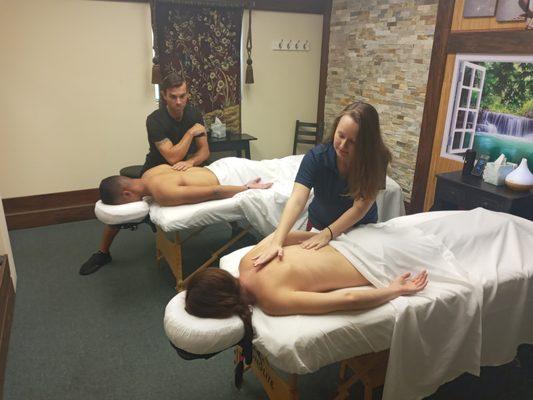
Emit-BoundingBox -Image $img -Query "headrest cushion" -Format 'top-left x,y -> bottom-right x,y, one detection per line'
94,199 -> 150,225
164,291 -> 244,355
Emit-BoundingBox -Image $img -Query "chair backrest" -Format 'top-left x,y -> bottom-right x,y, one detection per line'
292,120 -> 324,155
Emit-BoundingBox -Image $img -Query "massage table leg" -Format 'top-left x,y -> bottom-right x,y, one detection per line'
156,224 -> 251,292
334,350 -> 389,400
234,346 -> 299,400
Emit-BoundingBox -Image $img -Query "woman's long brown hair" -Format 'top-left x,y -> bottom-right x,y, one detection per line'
185,268 -> 253,349
325,101 -> 392,200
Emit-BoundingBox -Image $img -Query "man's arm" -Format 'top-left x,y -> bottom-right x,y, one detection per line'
172,134 -> 210,171
152,178 -> 272,207
155,123 -> 207,165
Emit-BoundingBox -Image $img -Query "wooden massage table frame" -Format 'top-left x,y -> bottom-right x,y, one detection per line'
234,346 -> 389,400
155,223 -> 251,292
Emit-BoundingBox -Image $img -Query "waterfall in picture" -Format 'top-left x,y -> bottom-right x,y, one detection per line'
477,111 -> 533,140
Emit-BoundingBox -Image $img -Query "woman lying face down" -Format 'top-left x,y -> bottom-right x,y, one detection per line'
185,231 -> 428,321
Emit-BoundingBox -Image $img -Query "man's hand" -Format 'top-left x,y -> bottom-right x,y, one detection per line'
300,229 -> 331,250
171,160 -> 194,171
245,177 -> 273,190
187,123 -> 206,138
389,270 -> 428,295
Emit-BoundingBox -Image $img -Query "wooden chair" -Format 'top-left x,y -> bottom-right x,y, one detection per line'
292,120 -> 324,155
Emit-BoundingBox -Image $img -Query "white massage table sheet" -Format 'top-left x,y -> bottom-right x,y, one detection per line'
219,209 -> 533,400
149,155 -> 405,233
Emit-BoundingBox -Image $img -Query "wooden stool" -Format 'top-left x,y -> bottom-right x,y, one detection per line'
334,350 -> 389,400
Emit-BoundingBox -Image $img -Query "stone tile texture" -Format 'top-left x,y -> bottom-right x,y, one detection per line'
324,0 -> 438,201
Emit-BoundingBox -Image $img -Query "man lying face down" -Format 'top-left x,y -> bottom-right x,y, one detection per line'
185,230 -> 428,326
99,163 -> 272,206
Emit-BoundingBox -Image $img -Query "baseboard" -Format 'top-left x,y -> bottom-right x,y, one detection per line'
0,256 -> 15,399
3,189 -> 99,230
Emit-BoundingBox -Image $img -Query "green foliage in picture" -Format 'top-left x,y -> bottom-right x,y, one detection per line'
480,62 -> 533,116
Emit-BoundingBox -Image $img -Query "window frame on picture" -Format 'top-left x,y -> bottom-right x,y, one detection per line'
440,53 -> 533,163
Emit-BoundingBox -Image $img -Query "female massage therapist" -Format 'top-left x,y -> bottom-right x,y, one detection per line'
253,101 -> 392,267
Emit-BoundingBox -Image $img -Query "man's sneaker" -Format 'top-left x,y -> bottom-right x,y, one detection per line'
79,251 -> 112,275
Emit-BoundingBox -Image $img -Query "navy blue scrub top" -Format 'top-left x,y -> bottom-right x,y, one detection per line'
294,143 -> 378,230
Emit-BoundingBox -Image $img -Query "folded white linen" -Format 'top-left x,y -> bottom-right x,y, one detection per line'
330,216 -> 482,400
205,155 -> 304,186
238,175 -> 405,236
330,208 -> 533,400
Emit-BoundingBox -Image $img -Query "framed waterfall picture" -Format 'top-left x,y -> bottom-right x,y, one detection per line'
441,54 -> 533,171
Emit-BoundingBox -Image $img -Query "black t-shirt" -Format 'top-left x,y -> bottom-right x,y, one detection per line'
141,104 -> 204,173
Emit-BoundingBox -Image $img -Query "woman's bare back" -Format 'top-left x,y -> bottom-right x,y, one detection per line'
239,232 -> 370,295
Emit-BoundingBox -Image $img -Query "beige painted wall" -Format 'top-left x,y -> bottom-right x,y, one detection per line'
0,198 -> 16,289
0,0 -> 156,198
241,11 -> 322,160
0,3 -> 322,198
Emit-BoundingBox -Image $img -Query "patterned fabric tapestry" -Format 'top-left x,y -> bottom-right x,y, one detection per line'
155,2 -> 243,132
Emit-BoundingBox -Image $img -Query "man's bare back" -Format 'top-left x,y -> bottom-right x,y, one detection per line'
142,164 -> 219,187
121,163 -> 270,207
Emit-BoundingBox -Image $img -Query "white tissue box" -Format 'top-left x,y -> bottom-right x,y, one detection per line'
482,162 -> 516,186
211,122 -> 226,139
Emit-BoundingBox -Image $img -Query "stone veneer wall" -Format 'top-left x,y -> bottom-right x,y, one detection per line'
324,0 -> 438,201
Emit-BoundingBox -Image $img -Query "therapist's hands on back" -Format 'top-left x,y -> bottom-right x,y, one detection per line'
300,229 -> 331,250
172,160 -> 194,171
252,233 -> 283,268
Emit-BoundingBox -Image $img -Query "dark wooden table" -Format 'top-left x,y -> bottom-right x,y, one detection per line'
208,133 -> 257,159
433,170 -> 533,220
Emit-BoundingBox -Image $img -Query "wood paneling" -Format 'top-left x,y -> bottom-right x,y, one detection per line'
452,0 -> 525,32
0,256 -> 15,400
448,30 -> 533,54
409,0 -> 456,214
3,189 -> 99,230
423,55 -> 463,211
316,0 -> 332,124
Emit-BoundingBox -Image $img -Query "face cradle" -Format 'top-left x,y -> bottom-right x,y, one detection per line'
163,83 -> 189,117
333,115 -> 359,163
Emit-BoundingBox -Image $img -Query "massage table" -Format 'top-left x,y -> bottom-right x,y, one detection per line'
95,155 -> 406,291
164,209 -> 533,400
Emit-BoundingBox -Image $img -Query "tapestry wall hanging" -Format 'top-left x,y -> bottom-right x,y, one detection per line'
155,2 -> 243,132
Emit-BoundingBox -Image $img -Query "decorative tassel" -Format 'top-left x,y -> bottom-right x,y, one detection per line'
245,2 -> 254,84
245,59 -> 254,84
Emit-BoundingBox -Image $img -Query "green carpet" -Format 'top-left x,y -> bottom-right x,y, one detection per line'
4,219 -> 533,399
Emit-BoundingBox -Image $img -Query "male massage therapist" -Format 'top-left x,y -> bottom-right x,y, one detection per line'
80,73 -> 210,275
